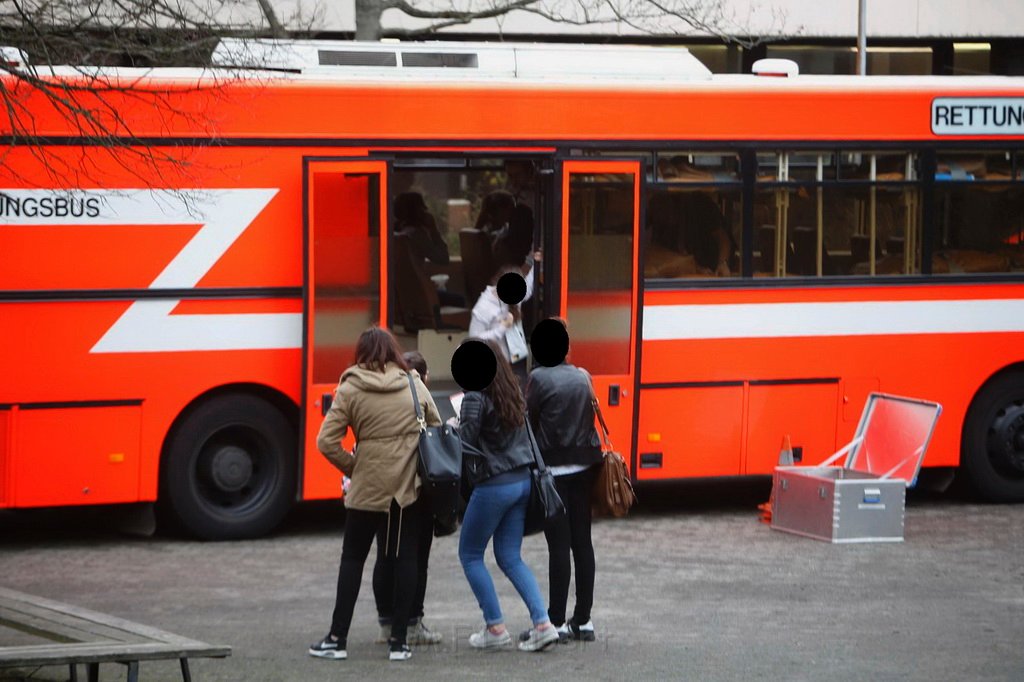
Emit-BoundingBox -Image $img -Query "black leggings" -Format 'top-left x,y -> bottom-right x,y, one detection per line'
330,499 -> 421,645
543,467 -> 597,627
373,494 -> 434,624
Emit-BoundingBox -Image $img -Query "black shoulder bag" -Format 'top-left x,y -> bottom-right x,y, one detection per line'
523,417 -> 566,536
407,373 -> 462,536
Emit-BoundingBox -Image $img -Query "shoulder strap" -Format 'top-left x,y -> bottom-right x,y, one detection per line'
578,367 -> 612,450
406,372 -> 426,432
524,415 -> 547,472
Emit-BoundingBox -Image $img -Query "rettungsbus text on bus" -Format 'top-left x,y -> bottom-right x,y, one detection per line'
2,40 -> 1023,539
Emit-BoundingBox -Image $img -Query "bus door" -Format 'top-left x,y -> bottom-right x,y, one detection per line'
302,160 -> 387,499
559,160 -> 642,472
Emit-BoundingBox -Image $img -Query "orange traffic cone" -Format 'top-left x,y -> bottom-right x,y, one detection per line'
758,435 -> 793,524
777,434 -> 794,466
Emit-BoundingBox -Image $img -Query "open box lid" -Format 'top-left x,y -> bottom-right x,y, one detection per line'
846,393 -> 943,487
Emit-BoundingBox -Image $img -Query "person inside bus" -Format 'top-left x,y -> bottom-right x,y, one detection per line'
369,350 -> 444,649
393,191 -> 464,307
457,338 -> 559,653
469,263 -> 535,392
474,190 -> 516,237
646,191 -> 734,277
310,327 -> 441,663
394,191 -> 448,265
504,159 -> 539,213
492,203 -> 536,272
525,319 -> 603,644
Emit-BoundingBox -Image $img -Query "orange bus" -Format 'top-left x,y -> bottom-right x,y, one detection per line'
2,40 -> 1023,538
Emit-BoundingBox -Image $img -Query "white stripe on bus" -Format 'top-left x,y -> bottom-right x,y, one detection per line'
642,299 -> 1024,340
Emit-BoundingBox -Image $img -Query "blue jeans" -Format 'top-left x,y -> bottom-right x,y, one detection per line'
459,477 -> 548,627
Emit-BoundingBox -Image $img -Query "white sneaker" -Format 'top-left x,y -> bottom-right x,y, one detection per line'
517,625 -> 559,652
469,627 -> 512,649
407,618 -> 443,645
388,641 -> 412,661
568,617 -> 596,642
308,635 -> 347,660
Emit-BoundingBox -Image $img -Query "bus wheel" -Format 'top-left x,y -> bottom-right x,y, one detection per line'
161,394 -> 296,540
962,370 -> 1024,503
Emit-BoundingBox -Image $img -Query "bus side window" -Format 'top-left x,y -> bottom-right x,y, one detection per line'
643,188 -> 740,279
756,151 -> 923,277
932,150 -> 1023,275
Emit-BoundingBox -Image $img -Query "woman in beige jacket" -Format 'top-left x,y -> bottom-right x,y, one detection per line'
308,327 -> 441,663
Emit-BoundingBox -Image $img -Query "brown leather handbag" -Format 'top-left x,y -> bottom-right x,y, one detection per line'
585,374 -> 636,518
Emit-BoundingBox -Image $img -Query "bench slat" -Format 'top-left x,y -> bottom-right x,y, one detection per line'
0,606 -> 151,645
0,641 -> 231,667
0,585 -> 214,647
0,588 -> 230,671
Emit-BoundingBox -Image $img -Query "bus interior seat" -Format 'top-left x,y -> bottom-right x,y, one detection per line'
459,228 -> 495,306
850,234 -> 883,265
791,226 -> 837,276
392,234 -> 470,333
790,226 -> 816,275
886,236 -> 905,255
757,225 -> 776,273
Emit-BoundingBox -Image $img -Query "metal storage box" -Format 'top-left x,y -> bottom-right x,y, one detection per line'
771,393 -> 942,543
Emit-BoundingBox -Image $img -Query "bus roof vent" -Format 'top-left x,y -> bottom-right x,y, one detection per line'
211,39 -> 712,81
751,58 -> 799,78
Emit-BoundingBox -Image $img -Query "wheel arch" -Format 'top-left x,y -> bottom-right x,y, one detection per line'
161,383 -> 300,466
960,361 -> 1024,502
157,383 -> 302,538
963,361 -> 1024,434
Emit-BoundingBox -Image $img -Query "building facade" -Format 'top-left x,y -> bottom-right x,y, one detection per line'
285,0 -> 1024,75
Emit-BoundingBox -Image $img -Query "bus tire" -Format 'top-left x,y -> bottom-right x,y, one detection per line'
961,370 -> 1024,503
160,394 -> 296,540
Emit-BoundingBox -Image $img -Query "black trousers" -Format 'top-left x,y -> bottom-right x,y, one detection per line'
330,499 -> 421,645
373,492 -> 434,624
543,466 -> 597,627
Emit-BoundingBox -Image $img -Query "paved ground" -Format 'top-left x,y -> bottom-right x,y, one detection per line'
1,479 -> 1023,681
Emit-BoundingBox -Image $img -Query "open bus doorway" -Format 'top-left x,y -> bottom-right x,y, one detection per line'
384,154 -> 554,414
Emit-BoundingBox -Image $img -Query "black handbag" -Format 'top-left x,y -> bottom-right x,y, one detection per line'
407,373 -> 462,536
523,418 -> 566,536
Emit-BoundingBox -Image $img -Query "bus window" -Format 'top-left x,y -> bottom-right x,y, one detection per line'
754,151 -> 922,277
935,150 -> 1014,181
655,151 -> 740,183
644,149 -> 742,280
567,173 -> 634,375
644,188 -> 741,278
312,170 -> 381,385
933,151 -> 1024,274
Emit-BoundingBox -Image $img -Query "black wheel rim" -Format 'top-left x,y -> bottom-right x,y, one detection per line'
986,396 -> 1024,478
191,424 -> 279,519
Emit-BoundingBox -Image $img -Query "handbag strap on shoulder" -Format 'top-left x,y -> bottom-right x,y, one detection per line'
524,415 -> 547,472
406,372 -> 427,432
578,368 -> 613,450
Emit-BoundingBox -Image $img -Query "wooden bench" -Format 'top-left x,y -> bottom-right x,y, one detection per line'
0,587 -> 230,681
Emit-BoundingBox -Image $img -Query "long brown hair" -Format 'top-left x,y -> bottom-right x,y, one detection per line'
481,339 -> 525,430
354,327 -> 409,372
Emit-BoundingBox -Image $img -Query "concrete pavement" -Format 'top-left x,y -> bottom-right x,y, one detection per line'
1,480 -> 1023,681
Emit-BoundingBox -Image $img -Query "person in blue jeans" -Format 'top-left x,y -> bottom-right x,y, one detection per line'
457,339 -> 559,652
